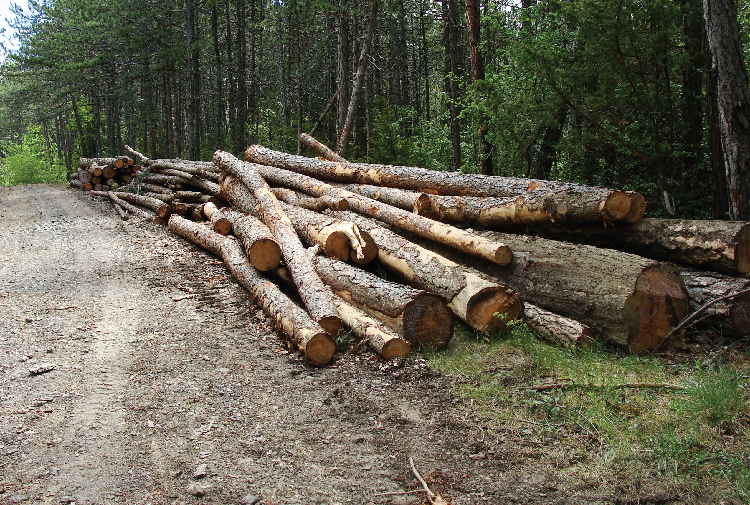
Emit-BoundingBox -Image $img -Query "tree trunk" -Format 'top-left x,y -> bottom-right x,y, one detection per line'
247,160 -> 512,265
416,229 -> 690,354
244,145 -> 638,221
168,216 -> 335,365
299,133 -> 347,162
523,303 -> 595,349
312,255 -> 453,350
443,0 -> 462,172
703,0 -> 750,220
213,151 -> 343,335
186,0 -> 200,160
465,0 -> 493,175
509,218 -> 750,276
330,210 -> 522,335
679,268 -> 750,337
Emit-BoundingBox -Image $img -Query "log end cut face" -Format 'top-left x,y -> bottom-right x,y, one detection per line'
402,293 -> 455,351
624,263 -> 689,355
305,332 -> 337,366
319,315 -> 344,336
380,338 -> 412,360
248,239 -> 282,272
624,192 -> 647,223
603,191 -> 632,221
735,225 -> 750,274
350,231 -> 378,265
468,286 -> 523,334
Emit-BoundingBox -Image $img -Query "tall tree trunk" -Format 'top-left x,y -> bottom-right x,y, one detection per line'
212,3 -> 224,150
235,0 -> 248,154
336,1 -> 351,144
420,0 -> 430,122
337,0 -> 379,159
186,0 -> 200,160
277,0 -> 290,152
535,104 -> 567,180
703,0 -> 750,220
91,90 -> 103,158
465,0 -> 493,175
443,0 -> 462,172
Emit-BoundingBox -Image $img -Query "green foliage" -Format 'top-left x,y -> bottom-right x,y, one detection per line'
0,126 -> 66,186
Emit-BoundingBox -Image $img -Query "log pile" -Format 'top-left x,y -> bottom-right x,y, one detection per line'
67,133 -> 750,366
73,156 -> 141,191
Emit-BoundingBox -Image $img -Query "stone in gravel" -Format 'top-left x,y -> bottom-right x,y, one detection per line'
8,495 -> 28,503
59,497 -> 76,504
28,363 -> 55,375
193,463 -> 208,478
240,493 -> 259,504
187,483 -> 208,497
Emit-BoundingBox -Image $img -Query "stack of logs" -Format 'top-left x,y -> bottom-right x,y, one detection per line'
68,133 -> 750,366
70,156 -> 142,191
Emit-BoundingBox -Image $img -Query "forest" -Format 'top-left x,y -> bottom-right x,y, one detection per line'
1,0 -> 750,220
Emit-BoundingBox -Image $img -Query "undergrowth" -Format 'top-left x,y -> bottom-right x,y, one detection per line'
424,321 -> 750,502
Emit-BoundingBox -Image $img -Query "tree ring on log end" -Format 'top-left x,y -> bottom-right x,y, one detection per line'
318,315 -> 344,336
248,239 -> 282,272
467,287 -> 523,334
624,192 -> 647,223
324,231 -> 352,261
350,231 -> 378,265
603,191 -> 631,221
735,225 -> 750,274
304,333 -> 336,366
380,338 -> 412,360
402,293 -> 455,350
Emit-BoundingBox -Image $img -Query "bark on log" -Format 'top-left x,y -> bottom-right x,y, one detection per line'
90,191 -> 156,220
214,150 -> 343,335
312,255 -> 453,350
77,169 -> 93,184
413,229 -> 689,353
334,298 -> 411,359
250,162 -> 512,265
150,160 -> 220,181
168,216 -> 335,365
514,218 -> 750,276
679,268 -> 750,337
299,132 -> 347,162
245,144 -> 638,222
329,211 -> 522,334
149,166 -> 222,196
69,179 -> 84,190
112,192 -> 171,218
221,209 -> 282,272
203,202 -> 233,235
334,183 -> 432,215
270,187 -> 349,211
523,303 -> 595,348
80,157 -> 128,169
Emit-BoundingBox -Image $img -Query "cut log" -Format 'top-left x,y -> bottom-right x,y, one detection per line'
514,218 -> 750,276
219,208 -> 282,271
77,169 -> 93,184
80,157 -> 124,169
334,298 -> 411,359
299,132 -> 347,162
245,144 -> 637,222
149,166 -> 222,196
250,162 -> 512,265
311,255 -> 454,350
523,303 -> 595,348
202,202 -> 233,235
411,229 -> 689,354
334,183 -> 432,215
102,165 -> 117,179
168,216 -> 335,365
91,167 -> 103,178
108,196 -> 128,220
149,160 -> 220,181
83,183 -> 93,191
185,203 -> 205,221
678,268 -> 750,337
69,179 -> 84,190
329,211 -> 522,334
214,150 -> 343,335
112,192 -> 171,219
270,187 -> 349,211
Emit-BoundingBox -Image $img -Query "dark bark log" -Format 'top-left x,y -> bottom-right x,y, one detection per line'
168,216 -> 335,365
214,151 -> 343,335
245,145 -> 637,222
514,218 -> 750,276
247,161 -> 512,265
69,179 -> 84,190
329,210 -> 522,334
299,133 -> 347,162
415,229 -> 689,354
523,303 -> 595,349
465,0 -> 493,175
312,255 -> 453,350
270,187 -> 349,212
443,0 -> 462,172
678,268 -> 750,337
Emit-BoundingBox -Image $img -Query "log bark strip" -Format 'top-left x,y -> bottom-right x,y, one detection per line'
679,268 -> 750,337
216,207 -> 282,272
168,216 -> 335,365
299,132 -> 347,162
523,303 -> 595,348
414,229 -> 689,353
312,255 -> 454,350
246,144 -> 637,222
214,151 -> 343,335
250,162 -> 512,265
330,211 -> 522,334
512,218 -> 750,276
149,166 -> 222,196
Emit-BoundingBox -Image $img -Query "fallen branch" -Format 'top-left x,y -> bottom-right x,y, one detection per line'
409,457 -> 450,505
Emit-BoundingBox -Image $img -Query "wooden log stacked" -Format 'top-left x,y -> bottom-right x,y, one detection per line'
73,156 -> 141,191
67,134 -> 750,364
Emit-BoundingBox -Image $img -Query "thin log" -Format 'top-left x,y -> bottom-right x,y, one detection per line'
203,202 -> 232,235
245,144 -> 637,222
168,216 -> 335,365
108,196 -> 128,220
112,192 -> 171,218
330,211 -> 522,334
334,183 -> 432,215
523,303 -> 595,348
334,298 -> 411,359
270,187 -> 349,211
299,132 -> 347,162
312,255 -> 453,350
150,160 -> 220,181
214,150 -> 343,335
250,162 -> 512,265
149,166 -> 222,196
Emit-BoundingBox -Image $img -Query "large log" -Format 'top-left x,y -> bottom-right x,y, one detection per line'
514,218 -> 750,276
311,255 -> 454,350
168,216 -> 335,365
214,150 -> 343,335
249,162 -> 512,265
329,211 -> 522,334
678,268 -> 750,337
80,157 -> 130,169
112,192 -> 171,218
245,144 -> 637,222
299,132 -> 347,162
212,206 -> 282,272
413,229 -> 690,353
77,169 -> 93,184
523,303 -> 595,348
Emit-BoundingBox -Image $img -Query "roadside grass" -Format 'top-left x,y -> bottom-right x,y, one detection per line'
425,321 -> 750,502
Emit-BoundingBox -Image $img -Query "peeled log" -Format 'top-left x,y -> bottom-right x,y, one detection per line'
523,303 -> 595,348
214,150 -> 343,335
250,162 -> 512,265
216,207 -> 282,272
246,144 -> 637,222
414,229 -> 689,354
168,216 -> 335,365
330,211 -> 522,334
679,268 -> 750,337
312,255 -> 454,350
299,133 -> 347,162
515,218 -> 750,276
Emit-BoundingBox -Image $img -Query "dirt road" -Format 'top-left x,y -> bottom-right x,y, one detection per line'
2,184 -> 679,505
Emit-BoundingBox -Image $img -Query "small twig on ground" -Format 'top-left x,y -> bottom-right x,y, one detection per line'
372,489 -> 426,497
409,457 -> 450,505
520,382 -> 686,392
661,287 -> 750,344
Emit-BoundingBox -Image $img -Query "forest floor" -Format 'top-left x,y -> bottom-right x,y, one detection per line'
0,184 -> 746,505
